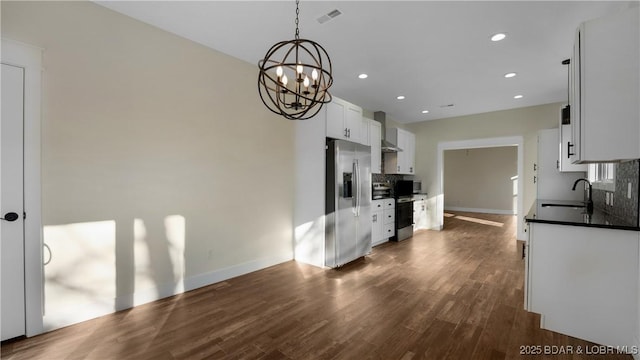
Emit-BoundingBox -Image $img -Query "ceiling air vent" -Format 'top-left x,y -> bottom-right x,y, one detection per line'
317,9 -> 342,24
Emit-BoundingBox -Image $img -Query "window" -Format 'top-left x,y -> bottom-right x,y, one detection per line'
588,163 -> 616,191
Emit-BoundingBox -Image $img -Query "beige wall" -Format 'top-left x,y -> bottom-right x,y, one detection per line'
444,147 -> 518,213
2,1 -> 295,329
407,103 -> 561,231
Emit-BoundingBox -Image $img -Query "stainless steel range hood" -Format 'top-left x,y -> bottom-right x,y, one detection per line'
374,111 -> 403,153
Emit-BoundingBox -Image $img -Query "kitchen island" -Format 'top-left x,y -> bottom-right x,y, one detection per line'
525,201 -> 640,352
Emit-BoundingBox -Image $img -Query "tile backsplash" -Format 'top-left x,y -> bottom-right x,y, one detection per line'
372,173 -> 409,198
372,153 -> 419,197
592,159 -> 639,227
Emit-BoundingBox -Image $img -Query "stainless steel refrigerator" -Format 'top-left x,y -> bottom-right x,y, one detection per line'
325,139 -> 372,268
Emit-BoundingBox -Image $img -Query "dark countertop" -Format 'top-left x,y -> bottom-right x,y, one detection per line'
525,199 -> 640,231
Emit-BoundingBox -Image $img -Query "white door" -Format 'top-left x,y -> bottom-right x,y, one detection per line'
1,63 -> 26,341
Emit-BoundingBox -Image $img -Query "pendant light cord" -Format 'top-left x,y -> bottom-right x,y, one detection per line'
295,0 -> 300,40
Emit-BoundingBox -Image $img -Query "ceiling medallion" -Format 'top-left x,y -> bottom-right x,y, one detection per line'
258,0 -> 333,120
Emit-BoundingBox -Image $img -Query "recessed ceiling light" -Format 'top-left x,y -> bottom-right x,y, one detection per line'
491,33 -> 506,42
397,95 -> 405,100
504,72 -> 517,78
514,94 -> 523,99
358,73 -> 368,79
421,110 -> 429,114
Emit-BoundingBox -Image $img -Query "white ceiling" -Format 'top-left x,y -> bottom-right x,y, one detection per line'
95,1 -> 638,124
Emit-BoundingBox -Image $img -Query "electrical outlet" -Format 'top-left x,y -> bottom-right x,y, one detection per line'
628,182 -> 633,199
605,192 -> 610,205
610,192 -> 614,206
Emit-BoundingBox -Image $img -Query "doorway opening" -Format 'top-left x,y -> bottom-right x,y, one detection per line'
436,136 -> 525,241
444,146 -> 518,215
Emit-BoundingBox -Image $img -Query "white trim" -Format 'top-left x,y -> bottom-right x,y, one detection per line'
184,254 -> 292,292
437,136 -> 526,240
444,207 -> 517,215
42,253 -> 293,332
1,39 -> 44,337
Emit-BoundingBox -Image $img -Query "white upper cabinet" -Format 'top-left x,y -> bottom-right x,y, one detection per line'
558,105 -> 587,172
360,117 -> 370,146
537,129 -> 586,201
559,124 -> 586,172
569,9 -> 640,163
406,130 -> 416,174
326,97 -> 363,144
368,119 -> 382,174
384,127 -> 416,175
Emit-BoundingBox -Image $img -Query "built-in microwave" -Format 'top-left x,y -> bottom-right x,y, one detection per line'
413,181 -> 422,194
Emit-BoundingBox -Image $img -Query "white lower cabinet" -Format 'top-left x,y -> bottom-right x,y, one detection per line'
372,199 -> 395,246
372,200 -> 384,246
526,222 -> 639,349
413,194 -> 428,231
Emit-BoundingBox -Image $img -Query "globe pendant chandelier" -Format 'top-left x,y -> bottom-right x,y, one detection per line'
258,0 -> 333,120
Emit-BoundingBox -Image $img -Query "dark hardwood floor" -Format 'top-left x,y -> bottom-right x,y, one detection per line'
1,212 -> 632,359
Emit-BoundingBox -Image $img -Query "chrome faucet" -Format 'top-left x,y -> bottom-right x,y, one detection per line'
572,178 -> 594,214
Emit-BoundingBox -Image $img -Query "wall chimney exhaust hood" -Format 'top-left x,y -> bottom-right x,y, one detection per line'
374,111 -> 403,153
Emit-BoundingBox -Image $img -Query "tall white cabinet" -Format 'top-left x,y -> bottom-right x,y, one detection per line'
569,8 -> 639,163
295,96 -> 372,268
368,119 -> 382,174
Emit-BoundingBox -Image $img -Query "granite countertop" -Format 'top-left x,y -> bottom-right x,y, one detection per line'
525,199 -> 640,231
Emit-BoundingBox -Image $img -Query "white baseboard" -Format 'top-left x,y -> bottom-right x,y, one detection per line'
43,253 -> 293,332
444,206 -> 516,215
184,254 -> 292,291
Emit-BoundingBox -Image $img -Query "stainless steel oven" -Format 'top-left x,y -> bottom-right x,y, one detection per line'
394,197 -> 414,241
394,181 -> 414,241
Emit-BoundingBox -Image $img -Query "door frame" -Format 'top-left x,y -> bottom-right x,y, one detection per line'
2,38 -> 44,337
436,136 -> 525,241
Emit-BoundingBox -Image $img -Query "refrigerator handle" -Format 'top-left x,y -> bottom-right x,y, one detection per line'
352,161 -> 358,215
355,159 -> 360,217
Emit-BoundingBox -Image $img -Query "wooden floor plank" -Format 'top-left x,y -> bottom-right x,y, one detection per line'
1,212 -> 632,359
